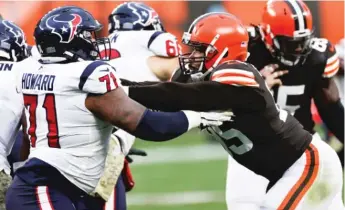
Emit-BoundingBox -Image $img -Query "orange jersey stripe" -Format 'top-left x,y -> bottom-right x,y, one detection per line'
214,77 -> 259,87
211,69 -> 255,81
212,72 -> 255,80
326,57 -> 338,67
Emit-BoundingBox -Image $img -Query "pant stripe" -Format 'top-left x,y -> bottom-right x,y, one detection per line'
36,186 -> 54,210
278,144 -> 320,210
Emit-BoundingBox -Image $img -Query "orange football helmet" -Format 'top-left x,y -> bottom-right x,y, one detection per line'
179,12 -> 249,75
261,0 -> 314,66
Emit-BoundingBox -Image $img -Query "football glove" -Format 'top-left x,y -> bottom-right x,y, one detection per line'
125,147 -> 148,163
183,110 -> 233,130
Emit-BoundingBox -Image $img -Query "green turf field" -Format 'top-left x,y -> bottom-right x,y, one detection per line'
127,128 -> 344,210
128,129 -> 228,210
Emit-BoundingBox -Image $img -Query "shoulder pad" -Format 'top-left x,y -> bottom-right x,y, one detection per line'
310,38 -> 340,78
148,32 -> 181,57
79,61 -> 120,94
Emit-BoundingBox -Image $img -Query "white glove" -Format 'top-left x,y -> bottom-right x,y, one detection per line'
183,110 -> 233,130
112,129 -> 135,156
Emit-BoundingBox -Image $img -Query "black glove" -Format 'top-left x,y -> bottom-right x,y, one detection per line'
125,147 -> 148,163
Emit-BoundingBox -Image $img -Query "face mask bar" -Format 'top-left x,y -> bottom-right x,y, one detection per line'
84,30 -> 112,60
272,31 -> 314,66
179,32 -> 218,75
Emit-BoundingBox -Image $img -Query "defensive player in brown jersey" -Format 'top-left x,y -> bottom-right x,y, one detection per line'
121,13 -> 344,210
246,0 -> 344,166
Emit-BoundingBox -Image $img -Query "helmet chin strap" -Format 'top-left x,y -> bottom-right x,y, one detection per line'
199,34 -> 220,71
199,47 -> 229,81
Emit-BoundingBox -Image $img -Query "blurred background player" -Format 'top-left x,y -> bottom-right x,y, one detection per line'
246,0 -> 344,167
0,19 -> 29,210
107,2 -> 181,82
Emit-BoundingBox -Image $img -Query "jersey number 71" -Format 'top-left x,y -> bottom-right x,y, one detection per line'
24,94 -> 59,148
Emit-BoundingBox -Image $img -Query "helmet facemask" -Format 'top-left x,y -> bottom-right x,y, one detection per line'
272,30 -> 314,66
64,29 -> 111,61
179,32 -> 221,75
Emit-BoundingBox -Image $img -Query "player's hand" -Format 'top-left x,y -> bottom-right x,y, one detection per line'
199,111 -> 233,129
260,64 -> 288,89
126,147 -> 148,163
0,170 -> 11,209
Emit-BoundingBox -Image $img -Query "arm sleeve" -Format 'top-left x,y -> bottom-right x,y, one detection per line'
132,109 -> 195,141
120,78 -> 161,86
79,61 -> 121,94
128,81 -> 266,112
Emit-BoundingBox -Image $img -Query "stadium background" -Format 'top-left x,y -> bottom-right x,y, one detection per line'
1,1 -> 344,209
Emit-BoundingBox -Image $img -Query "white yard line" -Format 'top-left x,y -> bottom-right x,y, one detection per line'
127,191 -> 225,206
131,144 -> 229,165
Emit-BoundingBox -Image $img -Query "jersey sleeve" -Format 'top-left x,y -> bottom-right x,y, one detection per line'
210,61 -> 260,88
147,31 -> 181,57
322,41 -> 340,78
78,61 -> 121,94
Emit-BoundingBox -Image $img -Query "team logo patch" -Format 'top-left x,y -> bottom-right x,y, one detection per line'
46,14 -> 82,43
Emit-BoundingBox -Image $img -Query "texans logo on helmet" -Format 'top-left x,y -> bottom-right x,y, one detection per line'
2,20 -> 25,47
127,2 -> 159,27
46,14 -> 82,43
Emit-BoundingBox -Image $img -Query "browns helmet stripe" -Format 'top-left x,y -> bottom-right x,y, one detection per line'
295,0 -> 307,29
284,0 -> 306,31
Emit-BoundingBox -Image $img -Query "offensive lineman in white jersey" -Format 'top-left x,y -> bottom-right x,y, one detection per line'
106,2 -> 181,82
105,3 -> 182,208
5,6 -> 231,210
0,19 -> 29,209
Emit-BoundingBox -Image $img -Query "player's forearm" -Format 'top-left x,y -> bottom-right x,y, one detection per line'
131,109 -> 201,141
86,90 -> 202,142
120,78 -> 160,86
126,82 -> 266,112
318,100 -> 344,142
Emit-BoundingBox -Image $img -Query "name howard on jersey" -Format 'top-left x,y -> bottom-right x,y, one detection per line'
21,73 -> 55,91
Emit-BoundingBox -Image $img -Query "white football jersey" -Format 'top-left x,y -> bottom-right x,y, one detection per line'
106,30 -> 181,82
0,61 -> 24,174
16,57 -> 122,193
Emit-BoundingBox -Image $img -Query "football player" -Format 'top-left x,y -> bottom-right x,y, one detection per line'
106,2 -> 180,209
246,0 -> 344,166
5,6 -> 231,210
0,19 -> 29,210
122,12 -> 344,209
106,2 -> 181,81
